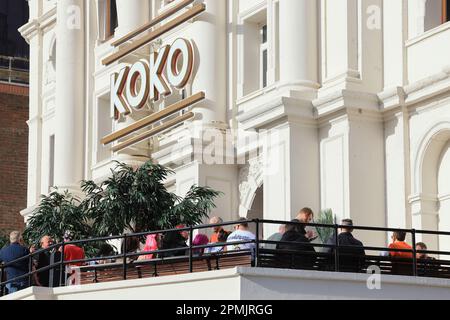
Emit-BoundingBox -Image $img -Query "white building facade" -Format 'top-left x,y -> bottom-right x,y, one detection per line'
18,0 -> 450,252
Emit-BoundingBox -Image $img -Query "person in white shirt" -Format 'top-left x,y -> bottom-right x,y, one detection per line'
226,218 -> 256,252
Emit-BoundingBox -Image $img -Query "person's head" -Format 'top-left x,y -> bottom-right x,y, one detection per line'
416,242 -> 428,259
40,235 -> 54,249
176,224 -> 189,240
392,231 -> 407,242
9,231 -> 22,244
340,219 -> 354,233
209,216 -> 224,233
63,230 -> 74,242
217,229 -> 229,242
285,219 -> 300,233
235,218 -> 249,231
296,208 -> 314,224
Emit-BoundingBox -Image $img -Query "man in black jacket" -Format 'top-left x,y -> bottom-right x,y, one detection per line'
277,219 -> 316,270
331,219 -> 366,273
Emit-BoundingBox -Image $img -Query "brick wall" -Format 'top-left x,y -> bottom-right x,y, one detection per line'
0,83 -> 28,233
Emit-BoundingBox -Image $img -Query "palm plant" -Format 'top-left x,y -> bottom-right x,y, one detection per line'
23,190 -> 91,246
0,231 -> 8,249
80,161 -> 221,237
315,209 -> 336,244
22,161 -> 221,257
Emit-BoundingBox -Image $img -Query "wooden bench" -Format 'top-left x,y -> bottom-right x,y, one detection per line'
258,248 -> 450,278
74,251 -> 252,286
73,249 -> 450,286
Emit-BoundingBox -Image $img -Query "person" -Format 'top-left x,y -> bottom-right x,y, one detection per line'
209,217 -> 230,243
277,220 -> 316,270
60,231 -> 85,285
192,234 -> 209,256
226,218 -> 256,252
264,225 -> 286,250
331,219 -> 366,273
121,234 -> 141,262
160,225 -> 189,258
416,242 -> 434,260
388,231 -> 413,275
137,234 -> 160,261
295,208 -> 317,241
388,231 -> 413,259
96,243 -> 116,264
0,231 -> 30,294
35,235 -> 62,288
207,229 -> 230,254
416,242 -> 439,277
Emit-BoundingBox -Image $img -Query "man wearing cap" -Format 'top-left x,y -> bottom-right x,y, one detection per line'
331,219 -> 366,273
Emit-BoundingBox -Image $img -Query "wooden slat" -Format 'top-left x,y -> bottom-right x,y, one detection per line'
102,92 -> 204,145
112,0 -> 195,47
102,3 -> 206,66
112,112 -> 195,152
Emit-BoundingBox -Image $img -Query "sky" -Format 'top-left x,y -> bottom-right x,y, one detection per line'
0,0 -> 29,58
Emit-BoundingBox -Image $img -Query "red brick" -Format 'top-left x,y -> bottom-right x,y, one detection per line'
0,83 -> 28,233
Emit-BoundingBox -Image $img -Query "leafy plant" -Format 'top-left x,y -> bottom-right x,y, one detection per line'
0,231 -> 8,249
23,190 -> 92,246
315,209 -> 336,244
81,161 -> 222,237
22,161 -> 221,257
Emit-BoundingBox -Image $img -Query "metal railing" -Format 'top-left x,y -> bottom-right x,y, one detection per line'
1,219 -> 450,296
0,55 -> 29,85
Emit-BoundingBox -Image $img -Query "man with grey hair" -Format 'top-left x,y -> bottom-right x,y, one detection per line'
0,231 -> 30,294
209,216 -> 229,243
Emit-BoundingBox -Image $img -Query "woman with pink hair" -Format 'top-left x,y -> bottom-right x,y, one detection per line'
192,234 -> 209,256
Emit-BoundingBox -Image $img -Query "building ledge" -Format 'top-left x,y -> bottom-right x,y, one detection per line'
3,267 -> 450,300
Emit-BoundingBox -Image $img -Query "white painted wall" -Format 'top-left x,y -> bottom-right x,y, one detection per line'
4,268 -> 450,300
19,0 -> 450,256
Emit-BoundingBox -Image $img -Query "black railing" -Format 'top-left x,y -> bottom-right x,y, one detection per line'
1,219 -> 450,297
0,55 -> 29,84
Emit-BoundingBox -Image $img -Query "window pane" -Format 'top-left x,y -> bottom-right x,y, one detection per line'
447,0 -> 450,22
261,25 -> 267,44
110,0 -> 118,36
262,49 -> 268,88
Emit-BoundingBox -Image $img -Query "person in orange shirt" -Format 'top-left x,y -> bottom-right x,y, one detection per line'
388,231 -> 413,259
209,216 -> 228,243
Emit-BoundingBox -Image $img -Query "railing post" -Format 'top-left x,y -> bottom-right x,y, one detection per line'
122,234 -> 128,280
334,224 -> 340,272
254,219 -> 260,268
189,226 -> 193,273
8,57 -> 12,83
412,229 -> 418,277
28,253 -> 33,287
0,264 -> 4,297
59,243 -> 65,287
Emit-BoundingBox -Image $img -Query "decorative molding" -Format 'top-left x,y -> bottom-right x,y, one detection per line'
239,155 -> 264,215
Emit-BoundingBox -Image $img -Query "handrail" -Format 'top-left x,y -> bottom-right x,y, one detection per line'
1,219 -> 450,296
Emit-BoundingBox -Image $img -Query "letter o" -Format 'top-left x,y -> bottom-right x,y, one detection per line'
126,59 -> 150,110
166,38 -> 194,89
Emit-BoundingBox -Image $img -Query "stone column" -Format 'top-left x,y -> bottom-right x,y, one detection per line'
115,0 -> 150,38
191,0 -> 227,125
278,0 -> 318,97
54,0 -> 85,190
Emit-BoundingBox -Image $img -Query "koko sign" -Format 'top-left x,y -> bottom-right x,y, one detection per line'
110,38 -> 194,118
101,0 -> 206,152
